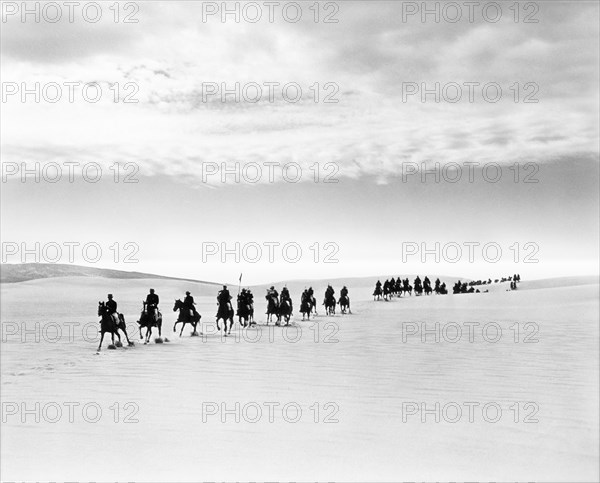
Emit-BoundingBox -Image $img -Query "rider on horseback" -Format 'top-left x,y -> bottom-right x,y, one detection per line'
281,285 -> 293,311
146,288 -> 159,310
238,288 -> 252,308
183,291 -> 199,318
218,285 -> 232,308
106,294 -> 117,313
106,294 -> 118,323
266,286 -> 279,303
340,285 -> 349,299
324,284 -> 335,304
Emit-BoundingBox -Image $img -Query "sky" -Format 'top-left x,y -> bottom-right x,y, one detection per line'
1,1 -> 599,285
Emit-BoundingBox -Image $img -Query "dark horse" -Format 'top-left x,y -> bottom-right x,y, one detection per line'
137,301 -> 163,344
237,298 -> 254,327
97,302 -> 132,351
373,285 -> 383,300
339,294 -> 351,314
402,279 -> 413,296
278,298 -> 293,326
300,296 -> 313,321
172,299 -> 201,337
216,300 -> 235,335
324,294 -> 336,315
266,295 -> 280,325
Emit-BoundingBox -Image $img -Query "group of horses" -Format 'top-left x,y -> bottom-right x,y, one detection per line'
267,287 -> 350,325
372,274 -> 522,302
318,291 -> 351,317
96,286 -> 351,350
96,298 -> 202,351
373,277 -> 448,301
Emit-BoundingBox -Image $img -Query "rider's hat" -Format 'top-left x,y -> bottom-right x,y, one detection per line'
150,288 -> 155,292
186,291 -> 190,295
108,294 -> 113,297
270,286 -> 275,290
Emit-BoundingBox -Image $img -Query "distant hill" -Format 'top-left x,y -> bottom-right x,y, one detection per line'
0,263 -> 219,285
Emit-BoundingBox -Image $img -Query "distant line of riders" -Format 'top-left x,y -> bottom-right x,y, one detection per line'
373,273 -> 521,300
373,276 -> 445,300
96,284 -> 351,351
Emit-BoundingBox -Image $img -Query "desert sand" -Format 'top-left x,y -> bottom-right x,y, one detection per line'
1,275 -> 598,481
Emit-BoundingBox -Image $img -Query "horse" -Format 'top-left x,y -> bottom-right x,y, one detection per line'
383,281 -> 392,301
237,298 -> 254,327
216,300 -> 235,335
172,299 -> 201,337
137,301 -> 163,343
300,296 -> 312,321
339,295 -> 351,314
413,278 -> 423,296
97,302 -> 133,351
402,280 -> 413,296
373,285 -> 383,300
278,298 -> 293,326
266,295 -> 280,325
395,278 -> 403,297
424,282 -> 432,296
323,295 -> 336,315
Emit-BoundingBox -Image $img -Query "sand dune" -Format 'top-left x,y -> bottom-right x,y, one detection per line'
1,275 -> 598,481
0,262 -> 217,284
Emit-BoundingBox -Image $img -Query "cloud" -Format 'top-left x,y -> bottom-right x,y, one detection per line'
2,1 -> 598,186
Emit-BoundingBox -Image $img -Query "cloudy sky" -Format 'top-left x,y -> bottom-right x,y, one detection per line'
1,1 -> 599,284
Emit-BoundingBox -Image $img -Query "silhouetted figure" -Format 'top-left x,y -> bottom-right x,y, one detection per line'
281,286 -> 292,312
183,290 -> 198,317
106,294 -> 117,315
146,288 -> 159,309
373,280 -> 383,300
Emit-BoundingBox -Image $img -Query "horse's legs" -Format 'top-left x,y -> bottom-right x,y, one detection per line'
180,322 -> 185,337
123,327 -> 132,345
97,331 -> 105,351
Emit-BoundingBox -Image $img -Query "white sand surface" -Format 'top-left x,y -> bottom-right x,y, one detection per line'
1,276 -> 598,481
